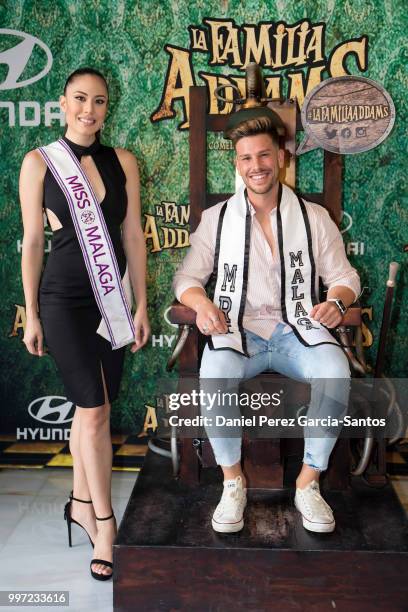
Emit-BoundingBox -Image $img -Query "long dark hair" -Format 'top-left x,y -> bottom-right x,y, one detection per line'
63,67 -> 109,140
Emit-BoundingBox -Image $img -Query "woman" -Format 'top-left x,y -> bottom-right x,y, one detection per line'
19,68 -> 150,580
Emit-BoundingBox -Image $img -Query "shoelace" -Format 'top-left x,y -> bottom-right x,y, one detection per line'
302,483 -> 332,518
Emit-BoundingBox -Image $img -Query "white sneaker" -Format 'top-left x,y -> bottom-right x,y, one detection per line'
211,476 -> 247,533
294,480 -> 335,533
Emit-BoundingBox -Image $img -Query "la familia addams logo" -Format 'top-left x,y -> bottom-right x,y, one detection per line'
151,18 -> 368,129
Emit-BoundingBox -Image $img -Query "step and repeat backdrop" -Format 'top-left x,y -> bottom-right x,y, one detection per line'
1,1 -> 407,446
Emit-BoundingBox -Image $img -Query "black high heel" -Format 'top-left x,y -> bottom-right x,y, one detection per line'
64,490 -> 95,548
90,511 -> 116,581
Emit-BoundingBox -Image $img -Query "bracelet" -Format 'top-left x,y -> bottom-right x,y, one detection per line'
327,297 -> 347,315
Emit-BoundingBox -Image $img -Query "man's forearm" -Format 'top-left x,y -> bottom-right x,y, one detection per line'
327,285 -> 357,308
179,287 -> 213,312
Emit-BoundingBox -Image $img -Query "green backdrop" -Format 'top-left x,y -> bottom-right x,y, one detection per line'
0,0 -> 406,437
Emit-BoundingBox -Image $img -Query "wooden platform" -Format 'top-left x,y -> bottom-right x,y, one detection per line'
114,449 -> 408,611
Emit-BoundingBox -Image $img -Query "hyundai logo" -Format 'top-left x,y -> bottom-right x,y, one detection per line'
0,29 -> 52,90
28,396 -> 74,424
163,306 -> 178,328
340,211 -> 353,234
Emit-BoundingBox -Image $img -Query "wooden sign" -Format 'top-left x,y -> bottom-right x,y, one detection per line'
297,76 -> 395,155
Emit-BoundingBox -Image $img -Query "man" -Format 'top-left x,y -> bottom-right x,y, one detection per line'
172,110 -> 360,534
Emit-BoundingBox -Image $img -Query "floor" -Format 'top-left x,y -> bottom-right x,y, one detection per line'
0,468 -> 137,612
0,443 -> 407,612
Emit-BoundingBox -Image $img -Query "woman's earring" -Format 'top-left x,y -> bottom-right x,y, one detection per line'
101,122 -> 105,131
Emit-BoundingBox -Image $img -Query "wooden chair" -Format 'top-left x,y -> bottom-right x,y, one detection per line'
167,86 -> 364,490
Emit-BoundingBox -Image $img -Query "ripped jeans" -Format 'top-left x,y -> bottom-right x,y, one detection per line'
199,323 -> 351,472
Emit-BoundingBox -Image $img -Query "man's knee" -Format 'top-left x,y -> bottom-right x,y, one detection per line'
200,345 -> 246,379
309,347 -> 351,380
326,349 -> 351,379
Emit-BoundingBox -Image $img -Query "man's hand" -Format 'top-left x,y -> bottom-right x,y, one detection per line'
309,302 -> 343,329
195,300 -> 228,335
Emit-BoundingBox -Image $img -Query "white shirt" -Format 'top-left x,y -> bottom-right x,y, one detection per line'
173,196 -> 361,339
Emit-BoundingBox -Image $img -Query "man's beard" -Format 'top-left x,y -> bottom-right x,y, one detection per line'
245,173 -> 279,196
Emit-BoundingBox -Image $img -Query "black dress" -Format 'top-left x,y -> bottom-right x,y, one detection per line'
39,136 -> 128,407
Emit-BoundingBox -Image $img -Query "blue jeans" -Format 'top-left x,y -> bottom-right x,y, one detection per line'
199,323 -> 351,471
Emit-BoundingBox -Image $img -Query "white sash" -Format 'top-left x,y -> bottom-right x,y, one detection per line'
209,183 -> 339,355
208,186 -> 250,355
38,139 -> 135,349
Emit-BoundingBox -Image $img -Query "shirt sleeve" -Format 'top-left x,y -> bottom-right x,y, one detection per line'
172,206 -> 218,302
314,206 -> 361,303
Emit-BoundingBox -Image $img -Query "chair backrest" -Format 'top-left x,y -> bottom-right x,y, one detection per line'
188,86 -> 343,232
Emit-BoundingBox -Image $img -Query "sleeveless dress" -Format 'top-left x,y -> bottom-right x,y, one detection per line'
39,135 -> 128,407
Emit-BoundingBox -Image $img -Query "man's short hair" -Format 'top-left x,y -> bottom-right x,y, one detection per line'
226,116 -> 280,148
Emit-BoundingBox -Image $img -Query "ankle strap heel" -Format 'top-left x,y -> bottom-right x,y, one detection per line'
64,490 -> 95,549
90,511 -> 116,581
69,490 -> 93,504
95,511 -> 115,521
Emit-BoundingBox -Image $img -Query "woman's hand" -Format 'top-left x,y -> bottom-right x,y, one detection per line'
23,317 -> 45,356
130,306 -> 150,353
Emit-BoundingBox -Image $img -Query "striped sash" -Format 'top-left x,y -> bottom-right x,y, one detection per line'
209,183 -> 339,355
38,139 -> 135,349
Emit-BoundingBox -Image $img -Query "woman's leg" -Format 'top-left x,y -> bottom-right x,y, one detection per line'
78,368 -> 116,577
69,407 -> 97,541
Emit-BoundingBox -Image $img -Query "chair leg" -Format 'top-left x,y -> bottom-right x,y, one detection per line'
242,438 -> 284,489
179,438 -> 201,485
326,438 -> 350,490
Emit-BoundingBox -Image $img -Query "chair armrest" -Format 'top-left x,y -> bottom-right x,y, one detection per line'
168,299 -> 362,327
340,305 -> 361,326
168,300 -> 197,325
